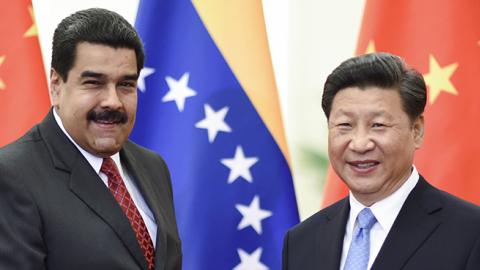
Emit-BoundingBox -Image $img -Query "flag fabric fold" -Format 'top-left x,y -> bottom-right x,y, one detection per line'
132,1 -> 299,269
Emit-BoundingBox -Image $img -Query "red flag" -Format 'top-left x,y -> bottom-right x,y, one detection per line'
0,0 -> 50,146
323,0 -> 480,206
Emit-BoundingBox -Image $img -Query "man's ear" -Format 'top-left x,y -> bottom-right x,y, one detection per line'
413,115 -> 424,149
50,68 -> 62,107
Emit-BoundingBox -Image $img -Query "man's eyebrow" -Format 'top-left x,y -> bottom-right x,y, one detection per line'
79,71 -> 138,81
331,109 -> 394,119
370,110 -> 394,119
122,74 -> 139,81
331,109 -> 353,118
80,71 -> 105,79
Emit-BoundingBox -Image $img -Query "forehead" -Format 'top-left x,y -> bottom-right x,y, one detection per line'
71,42 -> 137,75
330,86 -> 405,118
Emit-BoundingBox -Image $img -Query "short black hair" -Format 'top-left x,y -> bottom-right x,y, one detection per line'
51,8 -> 144,81
322,52 -> 426,122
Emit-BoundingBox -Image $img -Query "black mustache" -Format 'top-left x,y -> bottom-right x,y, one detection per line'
87,110 -> 128,124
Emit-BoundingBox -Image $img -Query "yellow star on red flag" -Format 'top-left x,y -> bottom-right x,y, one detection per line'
365,40 -> 376,54
0,55 -> 6,90
24,5 -> 38,38
423,54 -> 458,104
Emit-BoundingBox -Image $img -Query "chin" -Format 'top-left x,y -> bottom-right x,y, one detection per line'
91,142 -> 123,157
345,179 -> 380,193
94,148 -> 121,158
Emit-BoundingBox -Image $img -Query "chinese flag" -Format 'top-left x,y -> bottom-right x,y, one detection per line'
0,0 -> 50,146
323,0 -> 480,206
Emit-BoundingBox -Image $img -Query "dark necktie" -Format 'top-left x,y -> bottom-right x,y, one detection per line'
101,157 -> 155,270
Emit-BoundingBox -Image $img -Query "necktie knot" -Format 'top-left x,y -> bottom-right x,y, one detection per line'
357,208 -> 376,230
101,157 -> 121,184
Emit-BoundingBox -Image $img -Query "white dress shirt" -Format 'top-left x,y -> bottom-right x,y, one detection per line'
53,109 -> 157,247
339,167 -> 419,270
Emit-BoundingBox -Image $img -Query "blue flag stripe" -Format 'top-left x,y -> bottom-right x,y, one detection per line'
132,1 -> 299,269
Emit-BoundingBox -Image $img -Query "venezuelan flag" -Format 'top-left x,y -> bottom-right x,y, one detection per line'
132,1 -> 299,269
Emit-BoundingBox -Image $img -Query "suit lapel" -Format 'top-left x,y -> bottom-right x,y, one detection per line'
316,198 -> 350,270
371,177 -> 442,270
39,110 -> 148,270
69,160 -> 149,270
121,144 -> 168,270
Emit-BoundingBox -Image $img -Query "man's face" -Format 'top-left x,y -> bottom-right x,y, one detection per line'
328,86 -> 424,206
51,42 -> 138,157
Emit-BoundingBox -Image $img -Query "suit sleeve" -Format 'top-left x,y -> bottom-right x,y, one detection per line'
282,230 -> 290,270
465,233 -> 480,270
158,155 -> 175,204
0,163 -> 46,270
154,153 -> 183,270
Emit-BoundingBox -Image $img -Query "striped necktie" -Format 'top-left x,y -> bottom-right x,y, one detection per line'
101,157 -> 155,270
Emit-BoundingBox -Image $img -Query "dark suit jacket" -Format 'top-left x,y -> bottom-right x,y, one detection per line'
283,176 -> 480,270
0,110 -> 182,270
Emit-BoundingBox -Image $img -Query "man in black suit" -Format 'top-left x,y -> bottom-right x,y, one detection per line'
282,53 -> 480,270
0,8 -> 181,269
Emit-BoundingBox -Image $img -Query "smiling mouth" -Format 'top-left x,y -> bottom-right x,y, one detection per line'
91,119 -> 124,130
347,160 -> 379,173
94,119 -> 121,125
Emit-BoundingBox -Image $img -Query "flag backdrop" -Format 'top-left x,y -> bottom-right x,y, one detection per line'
323,0 -> 480,206
131,1 -> 299,269
0,0 -> 50,146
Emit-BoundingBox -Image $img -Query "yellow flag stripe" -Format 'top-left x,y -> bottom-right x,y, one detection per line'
192,0 -> 291,166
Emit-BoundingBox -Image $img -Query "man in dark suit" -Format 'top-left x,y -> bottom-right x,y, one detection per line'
0,8 -> 181,270
282,53 -> 480,270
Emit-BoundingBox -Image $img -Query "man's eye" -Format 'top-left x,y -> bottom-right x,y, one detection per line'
119,81 -> 136,88
83,80 -> 101,86
372,123 -> 385,128
337,123 -> 351,128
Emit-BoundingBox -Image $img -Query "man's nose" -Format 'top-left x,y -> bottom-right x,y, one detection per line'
101,84 -> 122,109
348,128 -> 375,153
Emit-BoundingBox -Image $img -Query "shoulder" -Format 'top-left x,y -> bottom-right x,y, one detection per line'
0,126 -> 47,211
287,197 -> 347,237
436,187 -> 480,220
417,176 -> 480,227
123,140 -> 166,163
122,140 -> 170,174
0,125 -> 44,168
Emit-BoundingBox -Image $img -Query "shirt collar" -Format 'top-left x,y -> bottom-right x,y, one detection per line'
53,108 -> 121,174
347,167 -> 419,233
